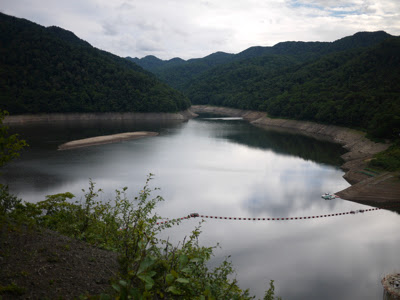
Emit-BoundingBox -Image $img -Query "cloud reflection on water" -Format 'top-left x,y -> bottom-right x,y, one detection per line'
2,117 -> 399,299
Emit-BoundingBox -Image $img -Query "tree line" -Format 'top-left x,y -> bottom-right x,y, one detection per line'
0,13 -> 190,114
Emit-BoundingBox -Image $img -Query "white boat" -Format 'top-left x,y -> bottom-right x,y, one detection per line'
321,193 -> 338,200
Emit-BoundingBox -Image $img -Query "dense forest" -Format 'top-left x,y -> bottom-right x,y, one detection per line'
132,32 -> 400,139
0,13 -> 190,114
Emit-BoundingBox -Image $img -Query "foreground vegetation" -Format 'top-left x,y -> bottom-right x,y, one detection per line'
0,109 -> 282,299
0,177 -> 281,299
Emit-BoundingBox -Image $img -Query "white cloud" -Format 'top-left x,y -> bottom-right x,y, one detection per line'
2,0 -> 399,59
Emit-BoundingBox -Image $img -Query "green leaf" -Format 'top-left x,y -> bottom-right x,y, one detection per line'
167,285 -> 182,295
99,294 -> 112,300
166,274 -> 175,285
138,275 -> 154,292
147,270 -> 157,278
137,256 -> 155,274
111,283 -> 120,292
181,267 -> 192,274
128,287 -> 141,298
176,278 -> 190,284
171,269 -> 179,278
178,254 -> 189,266
145,282 -> 153,291
138,274 -> 155,287
118,280 -> 127,287
190,257 -> 202,263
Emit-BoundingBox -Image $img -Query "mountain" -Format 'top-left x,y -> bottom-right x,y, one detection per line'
186,36 -> 400,139
131,31 -> 393,92
131,31 -> 398,139
127,51 -> 235,90
0,13 -> 190,114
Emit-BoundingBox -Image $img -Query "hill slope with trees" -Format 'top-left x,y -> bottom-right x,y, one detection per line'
132,32 -> 399,139
0,13 -> 190,114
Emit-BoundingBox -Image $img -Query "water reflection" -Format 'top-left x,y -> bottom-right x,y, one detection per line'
1,116 -> 399,300
197,117 -> 345,166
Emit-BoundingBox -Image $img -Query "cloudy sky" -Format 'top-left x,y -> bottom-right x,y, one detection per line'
2,0 -> 400,60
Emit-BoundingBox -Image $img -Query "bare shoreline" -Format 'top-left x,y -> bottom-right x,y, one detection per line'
3,109 -> 198,124
58,131 -> 159,150
191,105 -> 400,206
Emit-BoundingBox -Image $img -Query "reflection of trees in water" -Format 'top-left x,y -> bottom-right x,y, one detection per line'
8,119 -> 183,149
200,119 -> 346,167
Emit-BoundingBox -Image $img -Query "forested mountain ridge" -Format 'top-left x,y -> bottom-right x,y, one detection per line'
186,37 -> 400,139
130,31 -> 392,91
131,31 -> 399,139
0,13 -> 190,114
127,51 -> 235,91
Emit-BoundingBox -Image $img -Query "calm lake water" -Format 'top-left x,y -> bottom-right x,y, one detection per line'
2,116 -> 399,299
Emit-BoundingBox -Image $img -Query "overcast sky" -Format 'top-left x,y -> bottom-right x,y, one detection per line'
2,0 -> 400,60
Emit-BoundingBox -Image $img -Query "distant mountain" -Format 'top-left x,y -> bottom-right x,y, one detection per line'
130,31 -> 393,91
127,51 -> 235,90
186,36 -> 400,139
131,31 -> 398,139
0,13 -> 190,114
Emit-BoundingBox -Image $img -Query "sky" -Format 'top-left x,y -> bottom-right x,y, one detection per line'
2,0 -> 400,60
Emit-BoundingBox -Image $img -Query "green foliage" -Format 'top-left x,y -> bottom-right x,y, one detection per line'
0,282 -> 26,296
369,142 -> 400,171
0,13 -> 190,114
0,110 -> 28,168
137,31 -> 397,140
2,174 -> 281,299
186,37 -> 400,140
264,280 -> 282,300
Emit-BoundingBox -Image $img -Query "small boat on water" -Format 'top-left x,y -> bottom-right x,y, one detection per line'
321,193 -> 338,200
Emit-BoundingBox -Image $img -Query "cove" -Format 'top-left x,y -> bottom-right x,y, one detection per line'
1,115 -> 399,299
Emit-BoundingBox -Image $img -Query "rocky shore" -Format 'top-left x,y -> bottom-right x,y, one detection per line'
191,105 -> 400,206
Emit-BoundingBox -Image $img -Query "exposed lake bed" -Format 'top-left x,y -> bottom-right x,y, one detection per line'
1,110 -> 399,299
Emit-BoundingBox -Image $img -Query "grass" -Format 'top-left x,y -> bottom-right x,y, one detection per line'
369,141 -> 400,172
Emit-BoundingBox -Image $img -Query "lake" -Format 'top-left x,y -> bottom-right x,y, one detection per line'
2,115 -> 399,299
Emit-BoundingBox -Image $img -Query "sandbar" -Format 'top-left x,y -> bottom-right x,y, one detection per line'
58,131 -> 159,150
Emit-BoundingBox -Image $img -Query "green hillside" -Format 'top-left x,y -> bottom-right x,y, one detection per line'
185,38 -> 400,139
137,31 -> 397,139
0,13 -> 190,114
127,51 -> 235,91
264,38 -> 400,139
131,31 -> 392,92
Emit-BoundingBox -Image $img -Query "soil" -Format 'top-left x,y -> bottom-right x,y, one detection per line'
0,222 -> 119,299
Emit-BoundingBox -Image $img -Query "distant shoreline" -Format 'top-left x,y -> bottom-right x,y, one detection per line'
3,109 -> 198,124
191,105 -> 400,205
58,131 -> 159,150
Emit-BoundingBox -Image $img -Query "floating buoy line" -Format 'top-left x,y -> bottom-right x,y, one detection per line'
156,203 -> 400,225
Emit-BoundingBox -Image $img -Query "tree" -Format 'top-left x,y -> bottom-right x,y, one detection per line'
0,110 -> 28,168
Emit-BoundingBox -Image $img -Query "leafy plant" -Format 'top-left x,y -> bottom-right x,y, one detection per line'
2,175 -> 281,299
0,110 -> 28,168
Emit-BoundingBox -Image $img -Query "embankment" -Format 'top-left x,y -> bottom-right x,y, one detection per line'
3,109 -> 198,124
191,105 -> 399,205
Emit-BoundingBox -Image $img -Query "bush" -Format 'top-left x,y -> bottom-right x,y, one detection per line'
2,175 -> 281,299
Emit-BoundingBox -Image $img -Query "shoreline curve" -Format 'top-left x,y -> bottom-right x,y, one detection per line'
191,105 -> 400,206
